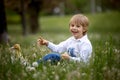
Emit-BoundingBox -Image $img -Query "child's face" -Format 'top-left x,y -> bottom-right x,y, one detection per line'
69,23 -> 85,39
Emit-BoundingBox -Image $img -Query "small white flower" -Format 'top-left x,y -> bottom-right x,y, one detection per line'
57,62 -> 60,65
32,53 -> 37,58
26,66 -> 31,71
81,73 -> 86,76
22,61 -> 29,66
33,72 -> 40,78
32,62 -> 38,67
30,67 -> 36,71
47,59 -> 51,63
26,66 -> 36,72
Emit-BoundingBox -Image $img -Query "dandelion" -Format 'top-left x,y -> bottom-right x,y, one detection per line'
67,71 -> 80,80
33,72 -> 40,79
81,72 -> 86,76
57,62 -> 61,65
32,62 -> 39,67
114,48 -> 120,53
26,66 -> 36,72
43,66 -> 47,71
32,47 -> 37,52
55,74 -> 59,80
105,41 -> 109,46
62,68 -> 66,72
47,59 -> 51,63
32,53 -> 37,58
52,71 -> 55,75
41,48 -> 46,52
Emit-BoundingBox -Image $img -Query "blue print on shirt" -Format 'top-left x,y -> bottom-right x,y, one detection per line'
68,48 -> 76,57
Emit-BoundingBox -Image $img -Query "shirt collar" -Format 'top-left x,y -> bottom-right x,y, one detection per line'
72,34 -> 88,42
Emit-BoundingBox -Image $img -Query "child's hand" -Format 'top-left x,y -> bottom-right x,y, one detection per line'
37,36 -> 48,46
61,52 -> 70,60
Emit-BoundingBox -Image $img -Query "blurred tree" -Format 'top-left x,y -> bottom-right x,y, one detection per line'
41,0 -> 64,15
5,0 -> 29,36
95,0 -> 120,12
90,0 -> 96,14
4,0 -> 120,36
63,0 -> 92,14
5,0 -> 64,34
101,0 -> 120,11
69,0 -> 88,13
5,0 -> 43,34
20,0 -> 27,36
0,0 -> 9,44
28,0 -> 43,34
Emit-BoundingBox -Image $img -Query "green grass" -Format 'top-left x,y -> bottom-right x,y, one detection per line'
0,11 -> 120,80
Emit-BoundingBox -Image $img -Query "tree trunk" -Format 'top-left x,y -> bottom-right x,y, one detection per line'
0,0 -> 9,44
90,0 -> 96,14
20,0 -> 27,36
28,0 -> 42,34
29,8 -> 39,34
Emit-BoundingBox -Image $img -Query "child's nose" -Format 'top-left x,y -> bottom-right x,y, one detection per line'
72,26 -> 77,29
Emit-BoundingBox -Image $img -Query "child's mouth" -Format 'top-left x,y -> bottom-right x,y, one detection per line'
71,31 -> 78,34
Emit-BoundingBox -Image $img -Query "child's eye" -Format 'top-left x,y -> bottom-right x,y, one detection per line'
71,24 -> 74,27
77,25 -> 80,27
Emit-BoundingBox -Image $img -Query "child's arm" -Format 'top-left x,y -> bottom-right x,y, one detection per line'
62,52 -> 89,63
62,43 -> 92,63
70,45 -> 92,63
37,36 -> 48,46
61,52 -> 70,60
37,36 -> 67,53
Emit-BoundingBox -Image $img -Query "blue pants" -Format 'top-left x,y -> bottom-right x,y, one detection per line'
37,52 -> 61,65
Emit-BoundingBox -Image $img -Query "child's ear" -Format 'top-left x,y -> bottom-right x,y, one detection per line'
83,28 -> 87,35
83,28 -> 86,32
83,27 -> 87,32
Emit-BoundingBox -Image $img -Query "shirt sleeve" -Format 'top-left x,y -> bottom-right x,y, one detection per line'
69,43 -> 92,63
47,40 -> 67,53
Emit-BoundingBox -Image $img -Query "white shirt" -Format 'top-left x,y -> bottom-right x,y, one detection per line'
47,34 -> 92,63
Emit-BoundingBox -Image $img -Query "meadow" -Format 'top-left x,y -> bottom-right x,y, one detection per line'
0,11 -> 120,80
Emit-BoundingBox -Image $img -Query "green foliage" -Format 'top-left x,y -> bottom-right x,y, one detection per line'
0,12 -> 120,80
88,11 -> 120,34
70,0 -> 88,12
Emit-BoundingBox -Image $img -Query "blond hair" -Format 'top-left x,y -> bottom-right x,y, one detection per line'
69,14 -> 89,35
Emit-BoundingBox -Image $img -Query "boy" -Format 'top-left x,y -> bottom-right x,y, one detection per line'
35,14 -> 92,66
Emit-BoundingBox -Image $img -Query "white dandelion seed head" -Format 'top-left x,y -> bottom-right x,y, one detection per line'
26,66 -> 36,72
33,72 -> 40,78
41,48 -> 46,52
22,61 -> 28,66
32,53 -> 37,58
30,67 -> 36,71
81,72 -> 86,76
47,59 -> 51,63
57,62 -> 60,65
32,62 -> 38,67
